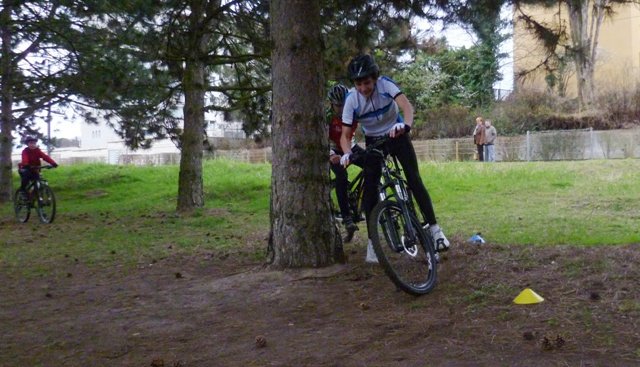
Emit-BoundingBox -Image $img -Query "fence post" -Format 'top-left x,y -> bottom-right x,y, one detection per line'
526,131 -> 531,162
455,141 -> 459,161
589,127 -> 594,159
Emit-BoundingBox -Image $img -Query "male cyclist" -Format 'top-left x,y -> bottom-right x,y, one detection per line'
327,84 -> 365,242
339,54 -> 449,263
18,136 -> 58,194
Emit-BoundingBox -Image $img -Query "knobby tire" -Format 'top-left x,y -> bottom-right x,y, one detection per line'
36,184 -> 56,224
368,200 -> 438,295
14,189 -> 30,223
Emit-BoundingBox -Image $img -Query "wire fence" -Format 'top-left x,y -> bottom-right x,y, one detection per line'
212,128 -> 640,163
41,127 -> 640,166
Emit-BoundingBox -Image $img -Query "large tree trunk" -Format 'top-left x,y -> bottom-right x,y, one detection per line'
270,0 -> 343,267
176,0 -> 211,212
0,2 -> 15,203
177,59 -> 206,212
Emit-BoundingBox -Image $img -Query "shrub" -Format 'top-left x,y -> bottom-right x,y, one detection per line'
414,105 -> 474,139
598,87 -> 640,127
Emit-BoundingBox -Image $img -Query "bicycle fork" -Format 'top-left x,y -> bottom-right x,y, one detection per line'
379,173 -> 420,257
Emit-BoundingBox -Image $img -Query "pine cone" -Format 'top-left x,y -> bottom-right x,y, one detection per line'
255,335 -> 267,348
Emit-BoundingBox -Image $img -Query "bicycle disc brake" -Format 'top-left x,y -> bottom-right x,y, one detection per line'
400,235 -> 419,257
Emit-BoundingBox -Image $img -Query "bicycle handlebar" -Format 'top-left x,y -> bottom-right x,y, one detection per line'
21,165 -> 56,172
349,136 -> 390,163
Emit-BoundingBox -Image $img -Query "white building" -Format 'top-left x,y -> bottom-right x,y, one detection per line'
12,106 -> 247,165
83,109 -> 245,164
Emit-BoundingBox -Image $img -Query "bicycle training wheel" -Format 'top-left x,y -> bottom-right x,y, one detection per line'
36,184 -> 56,224
368,200 -> 438,295
14,189 -> 30,223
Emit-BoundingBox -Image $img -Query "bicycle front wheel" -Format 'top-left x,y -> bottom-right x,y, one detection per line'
14,189 -> 30,223
368,200 -> 438,295
36,184 -> 56,224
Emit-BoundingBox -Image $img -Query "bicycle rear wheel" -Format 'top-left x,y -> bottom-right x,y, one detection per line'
13,189 -> 30,223
368,200 -> 438,295
36,184 -> 56,224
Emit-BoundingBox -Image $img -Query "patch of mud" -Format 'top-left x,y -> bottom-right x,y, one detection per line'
1,243 -> 639,366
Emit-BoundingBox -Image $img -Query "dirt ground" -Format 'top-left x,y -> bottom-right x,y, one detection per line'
1,234 -> 639,367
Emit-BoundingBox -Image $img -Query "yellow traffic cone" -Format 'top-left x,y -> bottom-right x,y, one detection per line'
513,288 -> 544,304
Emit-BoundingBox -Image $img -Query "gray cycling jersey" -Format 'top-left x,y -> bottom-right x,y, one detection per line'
341,76 -> 404,137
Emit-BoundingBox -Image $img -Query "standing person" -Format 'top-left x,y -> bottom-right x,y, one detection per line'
473,117 -> 485,161
18,136 -> 58,193
327,84 -> 365,242
484,119 -> 497,162
339,54 -> 449,263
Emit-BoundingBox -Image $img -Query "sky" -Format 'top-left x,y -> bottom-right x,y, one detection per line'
36,16 -> 514,141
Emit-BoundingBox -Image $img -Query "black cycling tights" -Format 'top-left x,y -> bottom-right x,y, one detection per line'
19,170 -> 39,191
362,133 -> 437,226
330,145 -> 365,221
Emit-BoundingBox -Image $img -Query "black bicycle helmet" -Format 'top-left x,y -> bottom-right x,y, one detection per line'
327,84 -> 348,105
348,54 -> 380,81
24,136 -> 38,143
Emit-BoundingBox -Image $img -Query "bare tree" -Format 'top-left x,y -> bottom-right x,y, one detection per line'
516,0 -> 639,108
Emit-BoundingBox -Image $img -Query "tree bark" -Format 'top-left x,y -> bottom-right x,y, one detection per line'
567,0 -> 604,109
176,0 -> 212,212
270,0 -> 343,267
0,1 -> 15,202
177,58 -> 206,212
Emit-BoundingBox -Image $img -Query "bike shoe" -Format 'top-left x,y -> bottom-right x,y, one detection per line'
365,240 -> 379,264
428,224 -> 450,252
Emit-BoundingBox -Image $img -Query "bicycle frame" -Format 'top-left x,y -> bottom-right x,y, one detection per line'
332,141 -> 421,232
330,165 -> 366,224
371,147 -> 421,244
26,179 -> 44,202
347,169 -> 365,219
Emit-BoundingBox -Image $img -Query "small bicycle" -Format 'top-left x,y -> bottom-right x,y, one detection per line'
14,166 -> 57,224
362,137 -> 438,295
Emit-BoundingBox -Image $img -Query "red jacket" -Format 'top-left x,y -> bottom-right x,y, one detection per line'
329,116 -> 358,154
19,147 -> 57,169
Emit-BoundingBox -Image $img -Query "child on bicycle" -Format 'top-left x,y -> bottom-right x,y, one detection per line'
328,84 -> 365,242
18,136 -> 58,194
339,54 -> 449,263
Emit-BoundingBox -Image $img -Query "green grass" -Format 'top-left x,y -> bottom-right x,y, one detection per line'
2,158 -> 639,276
0,159 -> 271,276
421,159 -> 640,246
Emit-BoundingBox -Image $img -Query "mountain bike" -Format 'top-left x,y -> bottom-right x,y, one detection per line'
14,166 -> 57,224
363,137 -> 438,296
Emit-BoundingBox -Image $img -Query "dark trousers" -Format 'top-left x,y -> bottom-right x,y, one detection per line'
362,134 -> 437,226
330,145 -> 365,221
476,144 -> 484,161
19,169 -> 39,191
